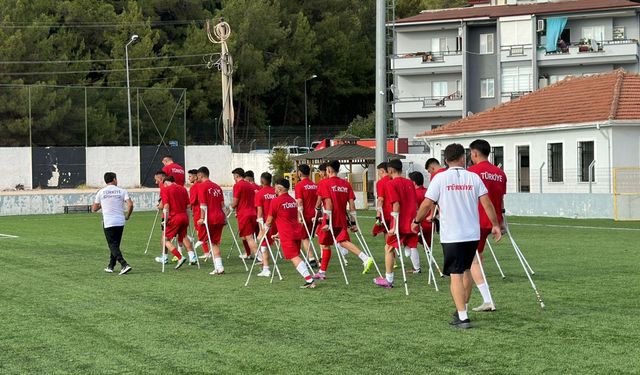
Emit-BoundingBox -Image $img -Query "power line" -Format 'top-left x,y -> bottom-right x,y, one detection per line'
0,63 -> 208,76
0,53 -> 216,65
0,19 -> 207,29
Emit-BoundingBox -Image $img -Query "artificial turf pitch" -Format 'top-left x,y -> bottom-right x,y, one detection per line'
0,211 -> 638,374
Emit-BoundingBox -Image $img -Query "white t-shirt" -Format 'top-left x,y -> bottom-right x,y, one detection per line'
425,167 -> 488,243
94,185 -> 130,228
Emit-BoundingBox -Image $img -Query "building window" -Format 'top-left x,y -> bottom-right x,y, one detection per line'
481,78 -> 495,98
432,81 -> 448,98
502,66 -> 532,93
491,146 -> 504,168
431,37 -> 447,53
500,20 -> 533,46
480,33 -> 494,54
547,143 -> 563,182
578,141 -> 595,182
582,26 -> 605,42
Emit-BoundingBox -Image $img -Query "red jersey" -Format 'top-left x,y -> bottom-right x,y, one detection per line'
198,179 -> 226,225
376,175 -> 393,223
189,182 -> 201,221
162,162 -> 186,186
161,183 -> 190,217
251,182 -> 260,193
317,176 -> 355,228
255,186 -> 277,220
270,193 -> 305,242
468,161 -> 507,229
294,178 -> 318,220
233,179 -> 257,218
386,176 -> 417,235
415,185 -> 427,206
430,167 -> 446,182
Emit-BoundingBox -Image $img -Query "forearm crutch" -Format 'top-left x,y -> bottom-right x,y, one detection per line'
144,209 -> 160,254
266,238 -> 284,284
418,228 -> 439,292
485,240 -> 505,279
299,211 -> 320,262
428,207 -> 444,277
328,215 -> 349,285
200,206 -> 218,274
352,217 -> 382,278
244,230 -> 271,286
392,223 -> 409,296
225,211 -> 248,271
504,217 -> 544,309
161,210 -> 167,273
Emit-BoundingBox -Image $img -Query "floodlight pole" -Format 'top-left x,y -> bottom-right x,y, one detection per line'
125,35 -> 139,147
304,74 -> 317,148
375,0 -> 387,167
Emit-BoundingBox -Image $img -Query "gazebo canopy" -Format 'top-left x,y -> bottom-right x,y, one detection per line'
292,142 -> 405,167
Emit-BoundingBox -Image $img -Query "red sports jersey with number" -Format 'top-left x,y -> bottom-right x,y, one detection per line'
189,181 -> 201,221
468,161 -> 507,229
161,183 -> 190,217
386,176 -> 417,234
376,175 -> 393,224
430,167 -> 446,182
295,178 -> 318,220
255,186 -> 277,220
162,162 -> 186,186
270,194 -> 305,242
317,176 -> 355,228
233,179 -> 257,218
198,179 -> 226,225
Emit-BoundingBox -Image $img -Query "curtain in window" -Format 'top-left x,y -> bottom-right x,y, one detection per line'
545,17 -> 568,52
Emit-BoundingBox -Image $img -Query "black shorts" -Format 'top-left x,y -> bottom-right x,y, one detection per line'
442,241 -> 479,276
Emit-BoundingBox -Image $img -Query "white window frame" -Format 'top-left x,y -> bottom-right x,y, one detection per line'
502,66 -> 532,93
481,78 -> 495,98
490,145 -> 506,169
431,37 -> 447,53
480,33 -> 495,54
576,139 -> 596,183
432,81 -> 448,98
582,26 -> 605,42
547,141 -> 565,183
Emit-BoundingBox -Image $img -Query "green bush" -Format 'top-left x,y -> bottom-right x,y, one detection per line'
269,148 -> 294,182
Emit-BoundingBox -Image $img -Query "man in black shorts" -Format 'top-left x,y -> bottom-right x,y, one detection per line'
413,143 -> 501,329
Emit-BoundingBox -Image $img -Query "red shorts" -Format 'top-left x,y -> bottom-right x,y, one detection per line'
301,217 -> 314,239
316,225 -> 350,246
418,221 -> 433,245
165,214 -> 189,242
477,227 -> 492,254
280,239 -> 302,260
386,232 -> 419,249
237,215 -> 257,237
260,226 -> 277,246
201,222 -> 224,245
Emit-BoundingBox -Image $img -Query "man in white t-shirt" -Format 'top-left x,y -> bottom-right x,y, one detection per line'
92,172 -> 134,275
412,143 -> 501,329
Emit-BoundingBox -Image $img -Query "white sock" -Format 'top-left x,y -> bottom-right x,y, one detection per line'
409,248 -> 420,270
188,251 -> 195,259
465,303 -> 468,311
458,310 -> 469,321
358,252 -> 369,263
339,245 -> 349,256
214,257 -> 224,271
296,262 -> 311,279
403,247 -> 410,257
477,283 -> 493,304
386,272 -> 394,284
258,247 -> 266,261
263,265 -> 270,271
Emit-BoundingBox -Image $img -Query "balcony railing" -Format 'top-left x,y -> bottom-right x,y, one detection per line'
393,92 -> 463,114
538,39 -> 639,65
391,51 -> 463,72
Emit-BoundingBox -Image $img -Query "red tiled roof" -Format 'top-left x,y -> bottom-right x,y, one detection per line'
417,70 -> 640,138
396,0 -> 640,24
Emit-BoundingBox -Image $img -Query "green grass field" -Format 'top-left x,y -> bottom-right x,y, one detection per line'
0,211 -> 639,374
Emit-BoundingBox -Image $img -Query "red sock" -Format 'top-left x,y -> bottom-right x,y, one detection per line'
242,240 -> 251,256
202,242 -> 210,254
171,248 -> 182,259
321,249 -> 332,272
305,275 -> 312,282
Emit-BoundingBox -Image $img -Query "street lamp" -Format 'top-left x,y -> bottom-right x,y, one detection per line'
304,74 -> 317,148
125,34 -> 139,147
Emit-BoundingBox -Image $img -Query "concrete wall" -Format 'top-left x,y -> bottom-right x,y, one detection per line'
0,148 -> 32,190
396,27 -> 459,54
397,117 -> 460,140
505,193 -> 613,219
612,126 -> 640,167
185,145 -> 235,186
86,147 -> 140,188
467,25 -> 500,114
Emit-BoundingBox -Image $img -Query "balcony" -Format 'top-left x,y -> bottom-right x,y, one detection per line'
500,44 -> 534,62
500,91 -> 532,103
391,51 -> 463,75
537,39 -> 639,67
393,92 -> 463,118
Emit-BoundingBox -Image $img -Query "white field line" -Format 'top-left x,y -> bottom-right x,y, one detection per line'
0,233 -> 19,238
358,216 -> 640,232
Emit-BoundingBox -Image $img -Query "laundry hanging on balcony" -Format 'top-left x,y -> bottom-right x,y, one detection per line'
545,17 -> 568,52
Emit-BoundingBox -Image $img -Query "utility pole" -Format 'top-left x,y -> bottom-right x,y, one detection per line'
375,0 -> 387,167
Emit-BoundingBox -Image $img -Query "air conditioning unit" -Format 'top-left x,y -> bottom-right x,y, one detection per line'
539,77 -> 548,88
537,19 -> 545,32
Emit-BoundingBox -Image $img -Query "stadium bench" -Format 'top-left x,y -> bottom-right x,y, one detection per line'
63,204 -> 92,214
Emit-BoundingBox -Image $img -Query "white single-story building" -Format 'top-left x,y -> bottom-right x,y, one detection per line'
416,70 -> 640,196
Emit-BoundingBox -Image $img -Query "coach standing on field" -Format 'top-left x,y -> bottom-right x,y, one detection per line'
92,172 -> 134,275
413,144 -> 501,329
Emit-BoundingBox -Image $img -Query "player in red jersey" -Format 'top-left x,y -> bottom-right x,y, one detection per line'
196,166 -> 227,275
374,159 -> 420,288
467,139 -> 507,312
245,170 -> 261,193
261,179 -> 316,289
408,171 -> 432,246
161,155 -> 186,186
230,168 -> 259,260
159,176 -> 195,269
240,170 -> 260,257
425,158 -> 446,181
188,169 -> 211,261
312,160 -> 374,280
254,172 -> 276,277
295,164 -> 319,266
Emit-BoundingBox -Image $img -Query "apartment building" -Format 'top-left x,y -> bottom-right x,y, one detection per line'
391,0 -> 640,142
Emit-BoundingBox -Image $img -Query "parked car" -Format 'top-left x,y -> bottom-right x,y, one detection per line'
249,149 -> 270,154
272,146 -> 300,154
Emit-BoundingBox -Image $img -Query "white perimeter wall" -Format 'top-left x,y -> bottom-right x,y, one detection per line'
86,147 -> 140,188
185,146 -> 271,187
0,148 -> 32,190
